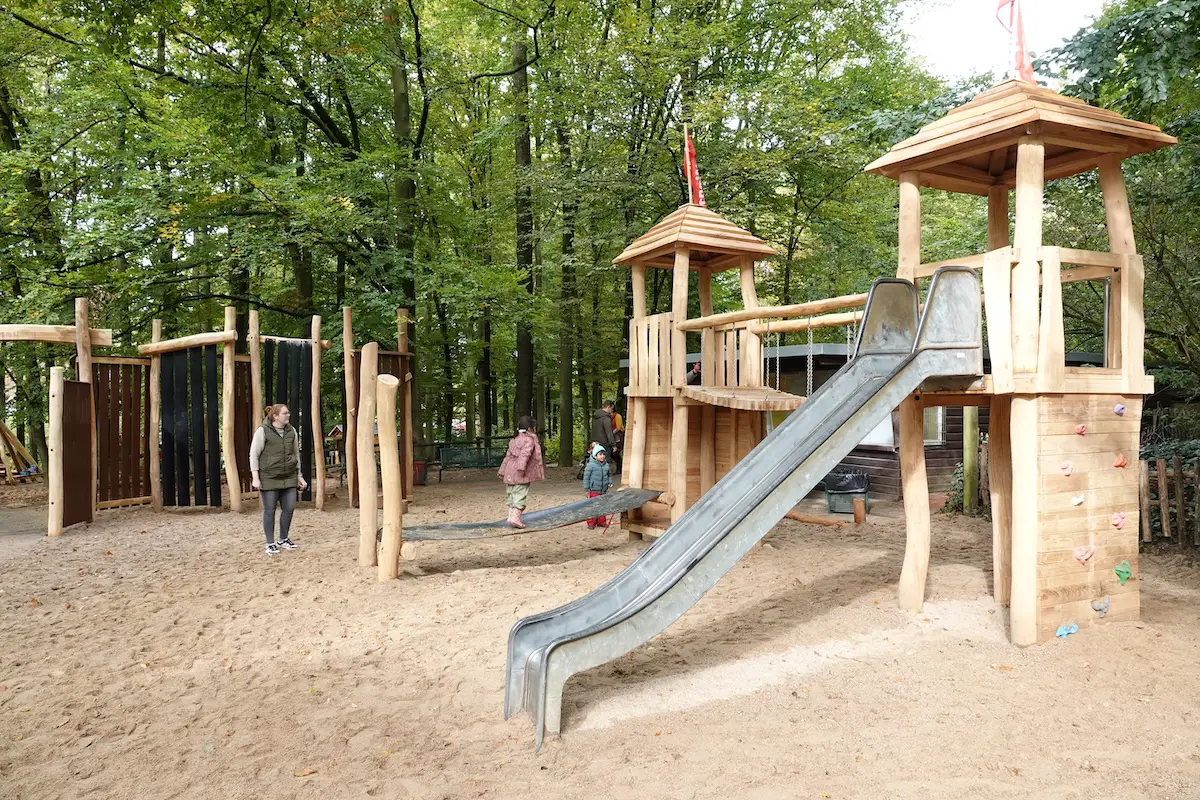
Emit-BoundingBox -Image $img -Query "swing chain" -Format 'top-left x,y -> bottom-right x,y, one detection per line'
806,316 -> 814,398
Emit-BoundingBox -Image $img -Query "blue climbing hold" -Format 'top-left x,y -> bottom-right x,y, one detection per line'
1056,622 -> 1079,639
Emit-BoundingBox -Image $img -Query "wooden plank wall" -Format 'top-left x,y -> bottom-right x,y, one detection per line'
1034,394 -> 1142,642
837,406 -> 977,499
62,380 -> 94,527
233,361 -> 254,494
93,361 -> 152,503
264,340 -> 315,502
641,401 -> 764,504
158,348 -> 224,507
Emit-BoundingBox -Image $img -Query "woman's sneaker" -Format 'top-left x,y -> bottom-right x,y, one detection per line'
279,538 -> 299,550
265,542 -> 281,556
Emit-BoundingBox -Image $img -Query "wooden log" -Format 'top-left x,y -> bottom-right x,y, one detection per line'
897,172 -> 921,279
221,307 -> 243,512
785,510 -> 845,527
376,374 -> 403,580
670,402 -> 688,523
309,315 -> 326,510
97,496 -> 152,510
1008,397 -> 1039,645
699,268 -> 714,386
987,186 -> 1009,250
149,321 -> 163,511
632,264 -> 647,319
749,311 -> 864,336
982,247 -> 1014,394
343,307 -> 357,508
0,325 -> 112,346
852,497 -> 867,525
1099,155 -> 1136,371
627,397 -> 647,489
138,330 -> 237,356
963,405 -> 979,514
671,247 -> 689,386
1157,457 -> 1171,538
48,367 -> 64,537
1036,247 -> 1065,391
248,311 -> 263,436
91,356 -> 151,366
75,298 -> 96,516
357,342 -> 380,566
989,397 -> 1013,605
739,257 -> 762,387
897,396 -> 931,612
1193,459 -> 1200,546
1140,459 -> 1153,543
675,293 -> 869,332
1011,137 -> 1044,374
397,309 -> 414,500
0,419 -> 17,485
1173,455 -> 1185,545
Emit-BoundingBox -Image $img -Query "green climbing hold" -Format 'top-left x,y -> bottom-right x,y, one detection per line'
1114,561 -> 1132,585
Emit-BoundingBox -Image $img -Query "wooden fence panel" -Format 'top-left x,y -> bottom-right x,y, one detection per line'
93,361 -> 151,504
1143,459 -> 1200,546
62,380 -> 94,527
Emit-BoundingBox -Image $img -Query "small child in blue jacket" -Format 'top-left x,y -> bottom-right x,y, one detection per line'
582,444 -> 613,529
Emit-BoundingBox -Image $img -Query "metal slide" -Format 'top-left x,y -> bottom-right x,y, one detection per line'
503,267 -> 984,750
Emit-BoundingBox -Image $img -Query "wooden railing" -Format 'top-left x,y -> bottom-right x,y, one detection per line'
629,312 -> 674,397
1142,458 -> 1200,546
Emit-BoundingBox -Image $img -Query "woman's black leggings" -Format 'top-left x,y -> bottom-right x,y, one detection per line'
261,487 -> 298,544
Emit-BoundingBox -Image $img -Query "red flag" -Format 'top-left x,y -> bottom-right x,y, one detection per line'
683,125 -> 706,207
996,0 -> 1036,83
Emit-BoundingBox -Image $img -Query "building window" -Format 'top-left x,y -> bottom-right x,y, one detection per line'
923,406 -> 945,445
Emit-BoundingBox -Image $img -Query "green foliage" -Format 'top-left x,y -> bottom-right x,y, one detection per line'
942,461 -> 965,516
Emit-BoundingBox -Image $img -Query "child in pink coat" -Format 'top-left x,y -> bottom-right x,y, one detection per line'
497,415 -> 545,528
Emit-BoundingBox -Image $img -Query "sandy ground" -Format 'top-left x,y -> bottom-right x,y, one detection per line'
2,469 -> 1200,799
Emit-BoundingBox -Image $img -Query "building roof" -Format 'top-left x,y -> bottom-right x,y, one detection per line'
613,203 -> 777,271
864,80 -> 1176,195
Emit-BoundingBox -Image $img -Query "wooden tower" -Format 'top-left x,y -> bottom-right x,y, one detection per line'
864,79 -> 1175,644
617,204 -> 803,539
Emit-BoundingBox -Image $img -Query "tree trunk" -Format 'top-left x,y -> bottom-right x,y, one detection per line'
479,312 -> 494,444
557,127 -> 577,466
433,293 -> 454,441
513,20 -> 535,419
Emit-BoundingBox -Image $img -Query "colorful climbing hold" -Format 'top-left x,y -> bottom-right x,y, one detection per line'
1114,561 -> 1132,585
1071,494 -> 1085,506
1111,511 -> 1126,529
1114,403 -> 1126,416
1056,622 -> 1079,638
1074,545 -> 1095,565
1060,461 -> 1073,476
1075,424 -> 1087,436
1091,596 -> 1111,618
1113,453 -> 1128,468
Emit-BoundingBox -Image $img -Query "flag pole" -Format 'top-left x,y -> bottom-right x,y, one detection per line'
683,122 -> 694,205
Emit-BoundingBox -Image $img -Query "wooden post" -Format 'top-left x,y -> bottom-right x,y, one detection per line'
627,397 -> 646,489
738,258 -> 762,386
1157,457 -> 1171,538
1036,248 -> 1065,391
310,315 -> 326,510
1139,459 -> 1152,543
221,307 -> 243,512
1192,459 -> 1200,546
963,406 -> 979,515
988,397 -> 1013,605
1099,154 -> 1135,370
699,268 -> 714,386
343,307 -> 357,507
852,496 -> 867,525
397,309 -> 414,500
149,320 -> 163,511
1011,137 -> 1044,374
895,171 -> 931,613
48,366 -> 64,537
248,311 -> 263,432
987,186 -> 1009,251
376,374 -> 403,580
1008,397 -> 1039,645
670,247 -> 690,523
632,264 -> 647,319
1173,455 -> 1185,545
357,342 -> 380,566
75,298 -> 96,516
700,406 -> 715,494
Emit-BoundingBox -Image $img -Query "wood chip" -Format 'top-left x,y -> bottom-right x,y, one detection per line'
294,769 -> 317,777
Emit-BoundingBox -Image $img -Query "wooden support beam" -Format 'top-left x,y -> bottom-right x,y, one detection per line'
343,307 -> 357,508
75,299 -> 96,517
739,257 -> 762,386
632,265 -> 647,319
699,268 -> 714,386
987,186 -> 1009,250
988,397 -> 1012,605
47,366 -> 64,537
1036,247 -> 1066,391
149,321 -> 163,512
700,405 -> 715,494
138,330 -> 237,356
311,315 -> 326,511
1157,457 -> 1171,538
898,173 -> 921,280
397,308 -> 414,500
222,307 -> 242,513
376,373 -> 403,580
676,293 -> 868,331
1099,154 -> 1135,373
1139,459 -> 1152,543
627,397 -> 646,489
749,310 -> 863,336
0,325 -> 113,346
671,248 -> 689,386
963,405 -> 979,515
670,403 -> 689,524
897,396 -> 930,612
357,342 -> 380,567
248,312 -> 263,436
1009,397 -> 1038,645
1011,137 -> 1044,374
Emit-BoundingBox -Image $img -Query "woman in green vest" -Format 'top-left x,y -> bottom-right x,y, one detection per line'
250,404 -> 309,555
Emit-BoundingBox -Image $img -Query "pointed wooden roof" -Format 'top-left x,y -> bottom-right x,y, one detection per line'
864,80 -> 1176,195
614,204 -> 777,271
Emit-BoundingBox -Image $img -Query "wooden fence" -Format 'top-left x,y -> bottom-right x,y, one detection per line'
1142,458 -> 1200,546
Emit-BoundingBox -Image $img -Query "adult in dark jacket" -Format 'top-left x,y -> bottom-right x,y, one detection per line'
250,404 -> 309,556
589,401 -> 618,456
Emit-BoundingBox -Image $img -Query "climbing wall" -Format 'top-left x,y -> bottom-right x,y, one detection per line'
1035,394 -> 1142,642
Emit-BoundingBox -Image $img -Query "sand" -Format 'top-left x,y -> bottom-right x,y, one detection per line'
2,469 -> 1200,799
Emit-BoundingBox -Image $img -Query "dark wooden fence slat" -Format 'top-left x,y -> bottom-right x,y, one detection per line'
162,352 -> 176,504
95,365 -> 110,502
298,342 -> 313,502
62,380 -> 95,527
173,351 -> 190,506
205,345 -> 222,507
265,341 -> 276,407
1156,458 -> 1171,538
122,365 -> 135,500
189,347 -> 207,505
1140,460 -> 1153,543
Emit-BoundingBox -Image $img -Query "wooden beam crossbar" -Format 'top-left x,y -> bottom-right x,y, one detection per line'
676,292 -> 868,332
138,330 -> 236,356
0,325 -> 113,346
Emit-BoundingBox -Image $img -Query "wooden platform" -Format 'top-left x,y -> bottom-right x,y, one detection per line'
681,385 -> 804,411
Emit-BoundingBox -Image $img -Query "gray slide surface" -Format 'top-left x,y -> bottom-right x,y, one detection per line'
504,268 -> 985,750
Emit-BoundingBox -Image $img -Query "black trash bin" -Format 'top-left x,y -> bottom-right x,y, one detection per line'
822,468 -> 869,514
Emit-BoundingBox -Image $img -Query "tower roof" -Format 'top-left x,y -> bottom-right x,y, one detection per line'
614,204 -> 776,271
864,80 -> 1176,195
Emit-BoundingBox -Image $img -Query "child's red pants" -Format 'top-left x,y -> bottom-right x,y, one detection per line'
586,491 -> 605,527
